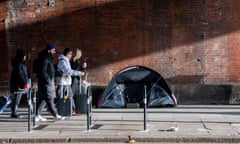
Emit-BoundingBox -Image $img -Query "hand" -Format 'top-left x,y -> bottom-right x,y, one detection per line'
80,72 -> 85,76
82,62 -> 87,69
24,84 -> 29,89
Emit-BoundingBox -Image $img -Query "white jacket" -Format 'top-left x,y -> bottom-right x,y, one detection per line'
56,54 -> 80,85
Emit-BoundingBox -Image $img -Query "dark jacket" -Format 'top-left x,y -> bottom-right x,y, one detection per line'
10,58 -> 28,93
39,51 -> 55,84
70,59 -> 82,95
37,51 -> 56,99
70,59 -> 82,84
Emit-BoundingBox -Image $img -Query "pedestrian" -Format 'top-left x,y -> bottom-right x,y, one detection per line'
35,44 -> 64,121
70,48 -> 88,114
70,48 -> 83,74
56,48 -> 84,115
9,49 -> 29,118
70,48 -> 82,111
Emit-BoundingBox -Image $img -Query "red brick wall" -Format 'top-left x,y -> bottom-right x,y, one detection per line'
0,1 -> 8,89
0,0 -> 240,88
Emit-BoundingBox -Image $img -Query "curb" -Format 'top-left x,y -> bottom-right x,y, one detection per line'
1,136 -> 240,143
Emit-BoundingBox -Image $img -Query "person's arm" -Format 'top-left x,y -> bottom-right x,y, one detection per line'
18,63 -> 28,85
58,60 -> 80,76
42,57 -> 50,83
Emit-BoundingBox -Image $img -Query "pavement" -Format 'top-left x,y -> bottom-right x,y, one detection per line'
0,105 -> 240,143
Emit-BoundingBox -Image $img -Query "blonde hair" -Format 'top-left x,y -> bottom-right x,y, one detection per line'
73,48 -> 82,61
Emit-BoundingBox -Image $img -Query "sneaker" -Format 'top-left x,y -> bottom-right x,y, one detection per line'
10,113 -> 24,118
35,115 -> 47,122
46,108 -> 51,114
53,115 -> 65,121
72,110 -> 76,115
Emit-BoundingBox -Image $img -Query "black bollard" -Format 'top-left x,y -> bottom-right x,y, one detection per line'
32,88 -> 36,127
87,86 -> 91,131
28,88 -> 32,132
143,85 -> 147,131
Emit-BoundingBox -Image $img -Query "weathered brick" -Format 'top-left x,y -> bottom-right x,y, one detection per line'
0,0 -> 240,89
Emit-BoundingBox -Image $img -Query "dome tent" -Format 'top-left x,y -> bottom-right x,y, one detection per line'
98,65 -> 177,108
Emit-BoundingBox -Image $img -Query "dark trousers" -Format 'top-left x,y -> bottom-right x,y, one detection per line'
36,79 -> 58,117
11,93 -> 23,115
36,95 -> 57,117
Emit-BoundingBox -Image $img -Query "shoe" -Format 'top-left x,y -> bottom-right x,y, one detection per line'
47,108 -> 51,113
72,110 -> 76,115
53,115 -> 65,121
10,113 -> 24,118
35,115 -> 47,122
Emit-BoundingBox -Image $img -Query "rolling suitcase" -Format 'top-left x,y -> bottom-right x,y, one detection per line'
75,80 -> 91,114
75,93 -> 87,114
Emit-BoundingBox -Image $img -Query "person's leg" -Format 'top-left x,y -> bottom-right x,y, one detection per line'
66,86 -> 74,108
37,101 -> 46,115
10,93 -> 17,117
44,81 -> 57,116
71,96 -> 76,115
36,93 -> 43,116
72,96 -> 75,110
68,87 -> 76,114
36,82 -> 47,116
45,96 -> 58,117
35,97 -> 47,121
46,96 -> 64,120
10,93 -> 23,118
46,81 -> 64,120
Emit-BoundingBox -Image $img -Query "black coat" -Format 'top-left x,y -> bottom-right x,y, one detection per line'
10,59 -> 28,93
37,52 -> 56,99
43,54 -> 55,82
70,60 -> 81,95
70,59 -> 81,83
37,52 -> 55,84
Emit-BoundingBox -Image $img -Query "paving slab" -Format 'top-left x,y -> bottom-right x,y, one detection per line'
0,105 -> 240,143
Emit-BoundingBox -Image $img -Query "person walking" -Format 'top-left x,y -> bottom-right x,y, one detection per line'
70,48 -> 89,114
70,48 -> 82,114
35,44 -> 64,121
9,49 -> 29,118
56,48 -> 84,116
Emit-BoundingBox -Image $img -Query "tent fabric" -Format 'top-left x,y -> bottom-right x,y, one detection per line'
98,65 -> 177,108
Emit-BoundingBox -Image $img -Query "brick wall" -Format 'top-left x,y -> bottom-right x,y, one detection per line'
0,0 -> 8,90
0,0 -> 240,90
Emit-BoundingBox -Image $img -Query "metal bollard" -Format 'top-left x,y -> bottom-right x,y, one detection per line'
32,88 -> 36,127
143,85 -> 147,131
14,89 -> 32,132
27,88 -> 32,132
87,86 -> 92,131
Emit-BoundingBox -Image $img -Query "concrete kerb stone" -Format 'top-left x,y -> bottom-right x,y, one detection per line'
2,136 -> 240,143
